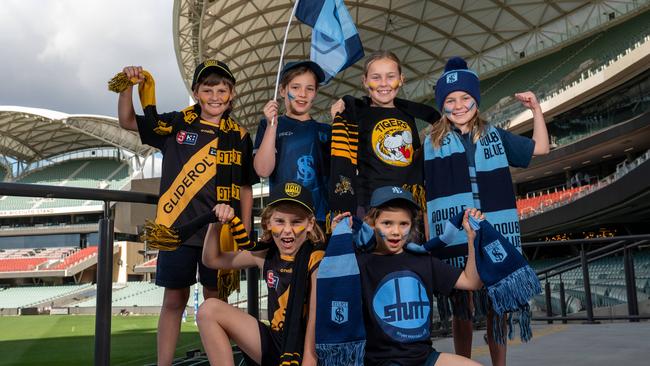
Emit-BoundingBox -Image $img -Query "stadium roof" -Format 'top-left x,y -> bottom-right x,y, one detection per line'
173,0 -> 650,132
0,106 -> 154,163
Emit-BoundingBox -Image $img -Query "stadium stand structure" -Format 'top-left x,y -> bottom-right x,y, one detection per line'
530,250 -> 650,314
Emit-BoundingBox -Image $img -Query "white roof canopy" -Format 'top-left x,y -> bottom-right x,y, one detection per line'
173,0 -> 649,132
0,106 -> 154,163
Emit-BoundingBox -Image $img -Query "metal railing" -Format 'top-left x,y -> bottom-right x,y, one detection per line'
524,235 -> 650,323
0,182 -> 261,366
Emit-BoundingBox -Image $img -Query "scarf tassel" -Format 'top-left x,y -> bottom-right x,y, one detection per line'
316,341 -> 365,366
141,220 -> 181,251
518,305 -> 533,342
487,265 -> 542,315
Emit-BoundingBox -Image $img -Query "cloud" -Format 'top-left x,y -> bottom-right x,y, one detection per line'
0,0 -> 189,117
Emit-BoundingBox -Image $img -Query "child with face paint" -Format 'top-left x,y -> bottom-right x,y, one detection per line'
117,60 -> 258,365
254,61 -> 332,229
325,186 -> 484,366
328,50 -> 440,230
199,181 -> 326,366
424,57 -> 550,366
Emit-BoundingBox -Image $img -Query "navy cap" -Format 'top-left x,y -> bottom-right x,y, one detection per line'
192,60 -> 236,90
370,186 -> 419,210
281,60 -> 326,84
434,56 -> 480,111
267,181 -> 314,214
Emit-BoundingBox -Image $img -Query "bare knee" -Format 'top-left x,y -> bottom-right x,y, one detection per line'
161,287 -> 190,312
197,298 -> 228,324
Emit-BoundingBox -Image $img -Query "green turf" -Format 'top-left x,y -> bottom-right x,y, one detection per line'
0,315 -> 202,366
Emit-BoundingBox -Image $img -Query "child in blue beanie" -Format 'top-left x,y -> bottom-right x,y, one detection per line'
424,56 -> 550,365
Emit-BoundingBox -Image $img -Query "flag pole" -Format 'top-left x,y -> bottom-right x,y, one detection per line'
271,0 -> 301,126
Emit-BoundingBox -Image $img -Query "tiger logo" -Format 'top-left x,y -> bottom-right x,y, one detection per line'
372,118 -> 413,167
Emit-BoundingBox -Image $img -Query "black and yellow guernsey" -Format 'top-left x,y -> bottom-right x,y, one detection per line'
137,105 -> 256,249
113,70 -> 258,298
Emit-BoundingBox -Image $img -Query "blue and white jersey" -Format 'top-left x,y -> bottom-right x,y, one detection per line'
254,116 -> 331,221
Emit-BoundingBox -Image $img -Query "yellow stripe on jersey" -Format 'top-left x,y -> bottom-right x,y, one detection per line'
155,138 -> 218,226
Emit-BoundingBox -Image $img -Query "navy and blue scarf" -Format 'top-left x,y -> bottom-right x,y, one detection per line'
315,219 -> 365,366
423,125 -> 525,341
408,212 -> 540,343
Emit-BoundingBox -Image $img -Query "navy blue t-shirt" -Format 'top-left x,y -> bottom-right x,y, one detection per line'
254,116 -> 331,221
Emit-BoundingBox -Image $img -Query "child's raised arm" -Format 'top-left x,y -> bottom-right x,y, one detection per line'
117,66 -> 145,132
454,209 -> 484,291
253,100 -> 280,177
202,204 -> 264,270
515,91 -> 550,156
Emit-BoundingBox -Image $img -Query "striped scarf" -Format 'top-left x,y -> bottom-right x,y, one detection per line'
423,125 -> 524,343
315,219 -> 365,366
109,70 -> 249,300
328,96 -> 438,230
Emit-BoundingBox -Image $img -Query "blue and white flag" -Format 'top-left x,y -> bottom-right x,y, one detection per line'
296,0 -> 364,83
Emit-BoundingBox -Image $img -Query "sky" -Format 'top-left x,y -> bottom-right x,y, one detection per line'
0,0 -> 189,118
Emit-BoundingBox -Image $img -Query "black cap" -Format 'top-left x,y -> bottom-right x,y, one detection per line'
192,60 -> 236,90
267,181 -> 314,214
281,60 -> 326,84
369,186 -> 419,210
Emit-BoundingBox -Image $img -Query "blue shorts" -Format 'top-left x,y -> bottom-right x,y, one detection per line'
155,245 -> 218,289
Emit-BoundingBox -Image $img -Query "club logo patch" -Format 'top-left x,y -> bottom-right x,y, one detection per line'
372,270 -> 431,342
331,301 -> 348,324
446,72 -> 458,84
284,182 -> 301,197
371,118 -> 414,167
176,131 -> 198,145
266,270 -> 279,289
334,175 -> 354,195
484,240 -> 507,263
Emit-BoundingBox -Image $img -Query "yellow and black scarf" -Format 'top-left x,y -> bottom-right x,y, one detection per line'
328,96 -> 438,231
109,71 -> 250,299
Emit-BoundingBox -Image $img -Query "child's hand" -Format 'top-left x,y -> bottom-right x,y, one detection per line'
331,212 -> 352,231
462,208 -> 484,240
122,66 -> 145,85
263,100 -> 279,125
330,98 -> 345,119
213,204 -> 235,224
515,91 -> 540,112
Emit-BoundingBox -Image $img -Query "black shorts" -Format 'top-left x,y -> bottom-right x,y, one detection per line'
242,321 -> 281,366
155,245 -> 218,289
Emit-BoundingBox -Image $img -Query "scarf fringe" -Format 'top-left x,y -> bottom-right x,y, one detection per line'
107,72 -> 135,93
519,305 -> 533,342
141,220 -> 181,251
492,313 -> 507,345
487,265 -> 542,315
316,341 -> 365,366
490,305 -> 533,345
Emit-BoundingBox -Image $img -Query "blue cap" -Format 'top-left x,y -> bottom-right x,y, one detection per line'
281,61 -> 326,84
434,57 -> 480,111
370,186 -> 419,209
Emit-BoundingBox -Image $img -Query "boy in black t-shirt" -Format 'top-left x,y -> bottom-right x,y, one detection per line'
329,187 -> 484,366
117,60 -> 257,365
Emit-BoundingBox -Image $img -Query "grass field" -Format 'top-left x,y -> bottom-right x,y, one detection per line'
0,315 -> 202,366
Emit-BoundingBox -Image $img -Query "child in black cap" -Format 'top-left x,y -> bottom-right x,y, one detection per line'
321,186 -> 484,366
254,61 -> 331,230
116,60 -> 257,365
198,181 -> 326,366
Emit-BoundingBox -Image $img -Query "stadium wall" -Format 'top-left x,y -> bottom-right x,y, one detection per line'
114,178 -> 159,236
